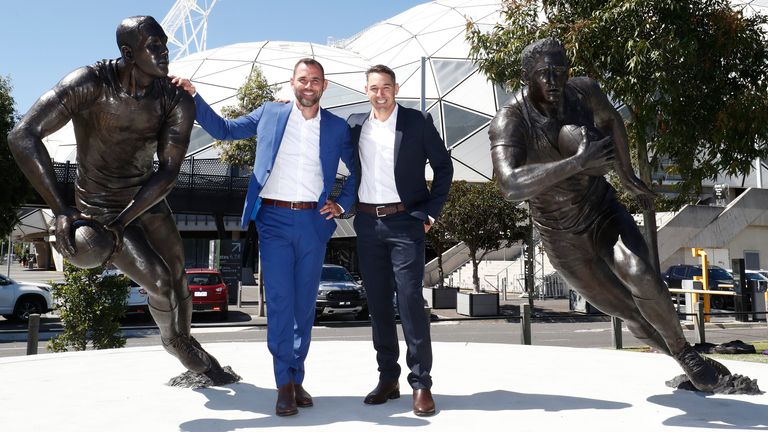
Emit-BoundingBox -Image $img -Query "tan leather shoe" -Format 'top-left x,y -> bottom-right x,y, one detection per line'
295,383 -> 313,407
276,382 -> 298,416
363,380 -> 400,404
413,388 -> 436,417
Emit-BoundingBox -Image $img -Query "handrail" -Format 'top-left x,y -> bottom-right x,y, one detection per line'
668,288 -> 735,296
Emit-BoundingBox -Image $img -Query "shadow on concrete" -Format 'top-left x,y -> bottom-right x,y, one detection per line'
648,391 -> 768,429
180,385 -> 632,431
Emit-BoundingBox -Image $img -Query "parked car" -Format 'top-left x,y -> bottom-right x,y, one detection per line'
662,264 -> 735,309
186,268 -> 228,318
728,269 -> 768,294
0,274 -> 54,321
316,264 -> 368,319
101,269 -> 149,314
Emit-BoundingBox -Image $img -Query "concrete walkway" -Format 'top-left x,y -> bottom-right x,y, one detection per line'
1,340 -> 766,431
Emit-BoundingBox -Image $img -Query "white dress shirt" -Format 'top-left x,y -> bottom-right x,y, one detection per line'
358,104 -> 401,204
260,103 -> 323,202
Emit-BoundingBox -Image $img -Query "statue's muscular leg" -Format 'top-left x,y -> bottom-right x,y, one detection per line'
111,216 -> 211,374
554,255 -> 671,354
134,206 -> 237,384
598,214 -> 731,391
598,223 -> 687,354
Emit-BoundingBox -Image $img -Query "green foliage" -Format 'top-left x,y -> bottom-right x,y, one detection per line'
214,66 -> 279,167
439,181 -> 527,292
48,263 -> 130,352
0,75 -> 31,237
467,0 -> 768,207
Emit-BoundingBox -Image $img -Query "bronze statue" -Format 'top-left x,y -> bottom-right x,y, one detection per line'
8,16 -> 237,385
489,37 -> 730,392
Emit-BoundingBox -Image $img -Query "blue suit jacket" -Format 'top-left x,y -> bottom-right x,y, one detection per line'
348,105 -> 453,221
194,95 -> 358,241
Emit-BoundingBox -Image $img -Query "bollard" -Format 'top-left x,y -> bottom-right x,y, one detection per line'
237,280 -> 242,308
520,303 -> 531,345
26,314 -> 40,355
611,316 -> 623,350
694,300 -> 706,344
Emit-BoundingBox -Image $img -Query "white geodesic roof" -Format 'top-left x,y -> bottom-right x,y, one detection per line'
43,0 -> 505,182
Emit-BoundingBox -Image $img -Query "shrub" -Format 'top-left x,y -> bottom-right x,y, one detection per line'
48,262 -> 130,352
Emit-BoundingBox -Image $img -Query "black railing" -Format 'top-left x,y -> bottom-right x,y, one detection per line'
53,159 -> 252,194
48,159 -> 350,217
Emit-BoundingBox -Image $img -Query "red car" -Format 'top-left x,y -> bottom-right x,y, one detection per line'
186,268 -> 229,318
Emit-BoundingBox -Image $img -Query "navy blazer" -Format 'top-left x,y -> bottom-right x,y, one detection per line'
194,95 -> 358,240
348,104 -> 453,221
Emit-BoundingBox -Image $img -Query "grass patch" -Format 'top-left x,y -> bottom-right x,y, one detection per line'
707,341 -> 768,364
621,341 -> 768,364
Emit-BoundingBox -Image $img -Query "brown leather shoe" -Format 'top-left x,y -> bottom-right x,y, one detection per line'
413,389 -> 436,417
295,383 -> 313,407
363,380 -> 400,405
276,382 -> 298,416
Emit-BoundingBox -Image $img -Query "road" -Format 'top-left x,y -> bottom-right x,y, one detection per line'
1,315 -> 766,358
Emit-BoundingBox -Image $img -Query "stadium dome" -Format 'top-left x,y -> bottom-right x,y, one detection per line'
43,0 -> 507,181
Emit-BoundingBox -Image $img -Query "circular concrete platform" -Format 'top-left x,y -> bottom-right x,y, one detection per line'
1,340 -> 766,431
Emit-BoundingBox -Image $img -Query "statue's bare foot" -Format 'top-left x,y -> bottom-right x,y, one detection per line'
164,335 -> 242,387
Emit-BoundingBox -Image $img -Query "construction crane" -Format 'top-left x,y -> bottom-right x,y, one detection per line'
161,0 -> 218,61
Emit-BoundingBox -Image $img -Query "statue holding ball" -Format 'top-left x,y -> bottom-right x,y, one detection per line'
8,16 -> 238,386
489,37 -> 742,392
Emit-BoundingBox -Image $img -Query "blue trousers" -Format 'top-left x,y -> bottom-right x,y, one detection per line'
256,205 -> 326,387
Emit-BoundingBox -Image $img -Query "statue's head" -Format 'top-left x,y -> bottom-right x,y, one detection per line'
116,16 -> 169,78
521,37 -> 569,105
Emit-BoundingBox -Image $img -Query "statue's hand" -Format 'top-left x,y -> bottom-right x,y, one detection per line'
105,220 -> 125,261
575,127 -> 614,173
169,75 -> 196,96
53,208 -> 87,259
627,178 -> 656,211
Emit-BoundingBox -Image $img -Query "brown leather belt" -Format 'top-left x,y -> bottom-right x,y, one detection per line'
358,202 -> 406,217
261,198 -> 317,210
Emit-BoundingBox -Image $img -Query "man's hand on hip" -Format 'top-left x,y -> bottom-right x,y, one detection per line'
319,200 -> 342,220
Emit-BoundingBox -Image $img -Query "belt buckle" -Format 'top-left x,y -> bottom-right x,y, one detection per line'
375,205 -> 386,217
290,202 -> 300,210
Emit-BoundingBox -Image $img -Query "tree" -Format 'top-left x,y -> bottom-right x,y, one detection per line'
48,263 -> 130,352
467,0 -> 768,207
425,215 -> 455,289
214,66 -> 279,167
440,181 -> 527,293
0,76 -> 31,238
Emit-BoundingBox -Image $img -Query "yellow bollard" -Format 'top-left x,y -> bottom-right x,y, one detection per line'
692,248 -> 711,323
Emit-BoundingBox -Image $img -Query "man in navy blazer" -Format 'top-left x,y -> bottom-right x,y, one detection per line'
348,64 -> 453,416
173,58 -> 357,416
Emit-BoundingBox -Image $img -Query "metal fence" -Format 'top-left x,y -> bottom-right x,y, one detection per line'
51,159 -> 349,201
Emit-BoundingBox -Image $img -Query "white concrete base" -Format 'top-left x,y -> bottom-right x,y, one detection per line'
1,341 -> 767,431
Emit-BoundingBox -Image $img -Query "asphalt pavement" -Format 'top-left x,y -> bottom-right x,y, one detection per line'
4,266 -> 768,332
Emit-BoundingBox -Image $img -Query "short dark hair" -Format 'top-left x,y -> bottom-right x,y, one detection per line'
116,16 -> 162,50
365,64 -> 396,84
521,37 -> 569,77
293,58 -> 325,78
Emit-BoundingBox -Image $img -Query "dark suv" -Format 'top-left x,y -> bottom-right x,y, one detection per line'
661,264 -> 735,309
316,264 -> 368,319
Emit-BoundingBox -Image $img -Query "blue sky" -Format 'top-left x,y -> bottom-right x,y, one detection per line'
1,0 -> 427,114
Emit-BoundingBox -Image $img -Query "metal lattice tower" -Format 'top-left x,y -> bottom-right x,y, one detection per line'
161,0 -> 218,61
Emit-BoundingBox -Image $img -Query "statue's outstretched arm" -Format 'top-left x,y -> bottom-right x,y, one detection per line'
8,90 -> 75,215
489,107 -> 613,202
588,79 -> 655,206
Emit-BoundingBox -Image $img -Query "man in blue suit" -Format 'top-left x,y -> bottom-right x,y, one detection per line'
348,64 -> 453,417
172,58 -> 357,416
